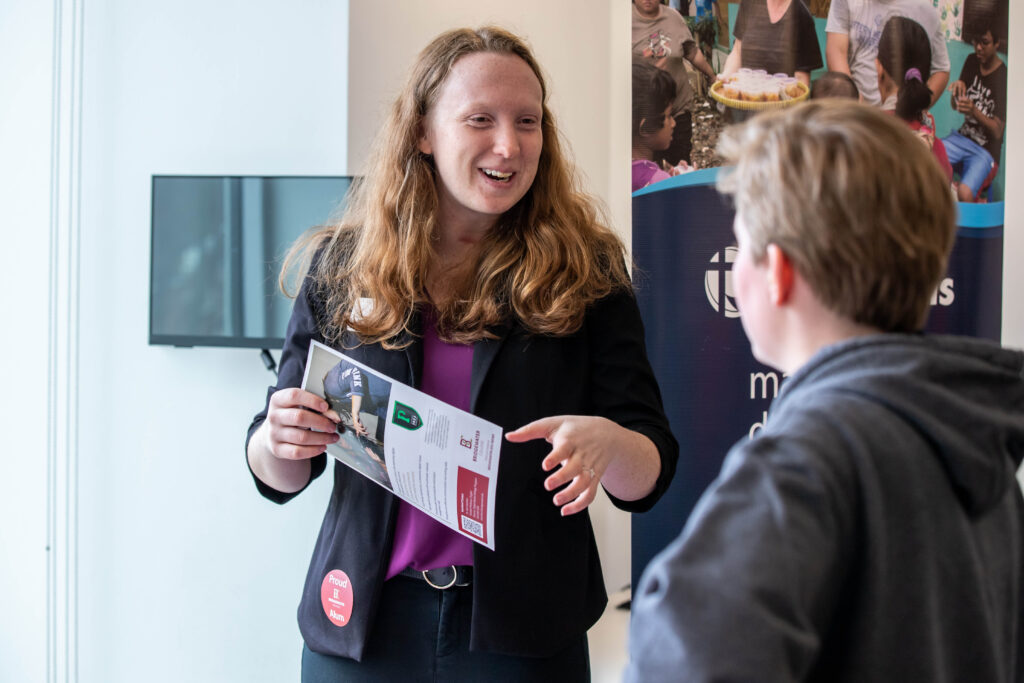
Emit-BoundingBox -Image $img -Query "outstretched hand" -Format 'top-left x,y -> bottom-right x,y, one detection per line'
506,415 -> 626,516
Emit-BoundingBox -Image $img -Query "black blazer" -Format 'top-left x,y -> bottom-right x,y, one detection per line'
247,276 -> 678,660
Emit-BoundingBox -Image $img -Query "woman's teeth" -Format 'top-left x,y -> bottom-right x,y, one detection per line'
482,169 -> 513,182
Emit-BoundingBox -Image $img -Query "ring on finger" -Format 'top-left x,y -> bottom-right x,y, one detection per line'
583,466 -> 596,479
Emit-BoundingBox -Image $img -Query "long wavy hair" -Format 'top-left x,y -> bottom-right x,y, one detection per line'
281,26 -> 631,348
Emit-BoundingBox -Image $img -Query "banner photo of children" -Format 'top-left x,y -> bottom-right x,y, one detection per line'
628,0 -> 1009,585
304,351 -> 394,491
631,0 -> 1008,203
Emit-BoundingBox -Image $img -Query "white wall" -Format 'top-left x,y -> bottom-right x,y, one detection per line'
1,0 -> 347,680
74,2 -> 351,679
0,2 -> 56,681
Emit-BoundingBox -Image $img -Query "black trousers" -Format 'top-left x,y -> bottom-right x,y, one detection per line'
301,574 -> 591,682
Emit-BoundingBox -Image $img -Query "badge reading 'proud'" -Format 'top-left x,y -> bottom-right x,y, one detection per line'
320,569 -> 353,627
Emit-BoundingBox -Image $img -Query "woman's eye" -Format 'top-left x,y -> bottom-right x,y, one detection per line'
468,115 -> 490,125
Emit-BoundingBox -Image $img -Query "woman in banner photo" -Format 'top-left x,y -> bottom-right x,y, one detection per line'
719,0 -> 823,86
245,25 -> 678,681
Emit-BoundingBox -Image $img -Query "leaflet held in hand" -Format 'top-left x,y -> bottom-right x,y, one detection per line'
301,340 -> 502,549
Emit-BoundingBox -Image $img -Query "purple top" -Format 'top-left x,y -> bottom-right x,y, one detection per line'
385,309 -> 474,578
632,159 -> 671,192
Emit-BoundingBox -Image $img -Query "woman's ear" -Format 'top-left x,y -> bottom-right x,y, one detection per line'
765,244 -> 795,306
417,123 -> 433,156
637,117 -> 649,137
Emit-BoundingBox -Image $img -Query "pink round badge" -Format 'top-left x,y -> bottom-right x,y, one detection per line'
320,570 -> 353,627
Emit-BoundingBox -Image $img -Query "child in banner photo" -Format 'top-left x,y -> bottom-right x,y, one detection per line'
626,99 -> 1024,682
632,61 -> 694,192
810,70 -> 859,99
876,16 -> 953,183
825,0 -> 950,105
633,0 -> 717,166
941,19 -> 1007,203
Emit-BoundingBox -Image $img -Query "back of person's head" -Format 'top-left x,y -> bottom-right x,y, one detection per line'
716,100 -> 956,333
810,71 -> 859,100
632,61 -> 676,139
877,16 -> 932,122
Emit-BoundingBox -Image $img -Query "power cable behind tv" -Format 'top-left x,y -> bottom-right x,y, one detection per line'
260,349 -> 278,377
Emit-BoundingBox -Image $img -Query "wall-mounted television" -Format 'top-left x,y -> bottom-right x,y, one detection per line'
149,175 -> 354,348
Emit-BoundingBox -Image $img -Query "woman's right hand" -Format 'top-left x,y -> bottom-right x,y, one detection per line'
262,388 -> 341,461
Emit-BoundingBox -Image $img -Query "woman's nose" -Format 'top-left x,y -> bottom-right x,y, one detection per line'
493,124 -> 520,158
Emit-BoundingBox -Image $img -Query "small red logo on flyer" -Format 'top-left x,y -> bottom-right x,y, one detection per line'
456,467 -> 489,543
320,570 -> 353,627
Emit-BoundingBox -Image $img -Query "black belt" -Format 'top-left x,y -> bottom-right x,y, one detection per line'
399,565 -> 472,590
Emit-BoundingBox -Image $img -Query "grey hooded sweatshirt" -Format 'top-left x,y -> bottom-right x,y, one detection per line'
628,334 -> 1024,682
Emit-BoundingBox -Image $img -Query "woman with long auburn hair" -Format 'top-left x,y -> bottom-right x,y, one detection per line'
246,25 -> 677,680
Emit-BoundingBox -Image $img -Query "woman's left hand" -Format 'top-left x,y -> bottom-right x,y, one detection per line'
506,416 -> 654,516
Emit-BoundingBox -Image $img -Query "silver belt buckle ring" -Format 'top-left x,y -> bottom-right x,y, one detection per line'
422,565 -> 458,590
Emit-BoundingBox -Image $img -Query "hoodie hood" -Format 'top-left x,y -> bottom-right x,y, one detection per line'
776,334 -> 1024,515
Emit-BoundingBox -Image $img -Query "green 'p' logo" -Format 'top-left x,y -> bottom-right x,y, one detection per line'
392,402 -> 423,431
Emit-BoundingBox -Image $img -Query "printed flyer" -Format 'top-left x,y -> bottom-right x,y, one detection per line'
301,340 -> 501,549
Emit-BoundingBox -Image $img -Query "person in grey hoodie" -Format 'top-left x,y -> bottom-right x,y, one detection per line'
627,100 -> 1024,682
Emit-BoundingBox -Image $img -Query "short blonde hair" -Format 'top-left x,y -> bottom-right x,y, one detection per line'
716,100 -> 956,332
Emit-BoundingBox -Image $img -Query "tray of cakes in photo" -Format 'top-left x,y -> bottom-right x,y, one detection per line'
710,69 -> 809,110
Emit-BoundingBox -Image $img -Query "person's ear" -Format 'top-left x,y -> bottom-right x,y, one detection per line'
637,117 -> 650,136
417,123 -> 433,156
765,243 -> 795,306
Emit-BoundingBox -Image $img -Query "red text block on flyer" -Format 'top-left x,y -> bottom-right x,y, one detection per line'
457,467 -> 489,543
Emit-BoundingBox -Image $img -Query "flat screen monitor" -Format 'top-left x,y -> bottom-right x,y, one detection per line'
149,175 -> 354,348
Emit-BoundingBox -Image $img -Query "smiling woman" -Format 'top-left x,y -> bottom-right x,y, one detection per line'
290,27 -> 633,347
416,51 -> 544,246
244,25 -> 678,682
